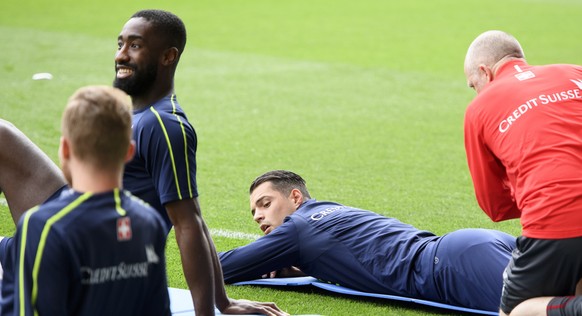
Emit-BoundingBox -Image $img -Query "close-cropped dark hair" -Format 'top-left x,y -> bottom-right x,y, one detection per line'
131,9 -> 187,56
249,170 -> 311,199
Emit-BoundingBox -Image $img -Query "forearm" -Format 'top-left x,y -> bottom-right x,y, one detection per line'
475,187 -> 520,221
470,166 -> 520,221
465,123 -> 519,220
174,217 -> 215,315
200,222 -> 231,312
218,226 -> 299,283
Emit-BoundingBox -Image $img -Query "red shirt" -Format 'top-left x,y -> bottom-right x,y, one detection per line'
464,60 -> 582,239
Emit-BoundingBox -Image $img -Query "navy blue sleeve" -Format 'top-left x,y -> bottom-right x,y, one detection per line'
0,237 -> 16,316
31,230 -> 72,315
12,210 -> 71,316
219,220 -> 300,283
142,108 -> 198,205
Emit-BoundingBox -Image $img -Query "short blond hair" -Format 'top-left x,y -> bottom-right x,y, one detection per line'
62,86 -> 132,169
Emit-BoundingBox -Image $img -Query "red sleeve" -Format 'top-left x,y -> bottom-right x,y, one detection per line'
464,107 -> 521,221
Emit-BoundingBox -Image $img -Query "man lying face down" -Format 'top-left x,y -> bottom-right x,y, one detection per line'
218,170 -> 516,312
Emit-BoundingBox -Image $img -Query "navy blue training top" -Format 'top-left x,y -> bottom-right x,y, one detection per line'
219,199 -> 440,299
123,94 -> 198,231
2,188 -> 170,316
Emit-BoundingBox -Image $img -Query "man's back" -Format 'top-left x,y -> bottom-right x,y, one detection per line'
465,60 -> 582,238
221,199 -> 439,297
291,200 -> 439,296
4,188 -> 170,316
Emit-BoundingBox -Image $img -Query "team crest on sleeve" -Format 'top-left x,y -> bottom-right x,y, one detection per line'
117,217 -> 132,241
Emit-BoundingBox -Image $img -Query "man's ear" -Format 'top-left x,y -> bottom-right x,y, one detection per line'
478,64 -> 494,83
124,140 -> 136,163
59,136 -> 70,160
290,189 -> 303,208
161,47 -> 179,66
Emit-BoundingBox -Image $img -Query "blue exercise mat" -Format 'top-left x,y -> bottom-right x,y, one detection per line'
233,277 -> 498,316
169,287 -> 320,315
169,287 -> 214,315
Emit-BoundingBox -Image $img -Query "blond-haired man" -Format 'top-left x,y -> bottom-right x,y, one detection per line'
2,86 -> 170,315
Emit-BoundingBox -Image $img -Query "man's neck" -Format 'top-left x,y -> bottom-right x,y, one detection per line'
131,81 -> 174,110
492,57 -> 526,77
70,164 -> 123,194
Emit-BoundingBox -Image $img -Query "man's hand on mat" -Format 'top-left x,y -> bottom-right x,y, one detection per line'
262,266 -> 306,279
221,298 -> 290,316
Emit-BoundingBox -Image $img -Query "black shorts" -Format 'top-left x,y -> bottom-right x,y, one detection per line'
500,236 -> 582,314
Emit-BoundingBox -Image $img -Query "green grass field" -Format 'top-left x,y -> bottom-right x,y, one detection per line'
1,0 -> 581,315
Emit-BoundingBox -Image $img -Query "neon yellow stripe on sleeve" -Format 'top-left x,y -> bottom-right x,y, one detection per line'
170,95 -> 193,198
18,206 -> 40,316
30,192 -> 92,316
150,106 -> 183,200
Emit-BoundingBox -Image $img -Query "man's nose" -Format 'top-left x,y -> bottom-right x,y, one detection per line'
115,46 -> 129,63
253,210 -> 264,223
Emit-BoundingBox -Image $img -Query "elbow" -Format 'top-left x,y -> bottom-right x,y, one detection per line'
480,202 -> 521,222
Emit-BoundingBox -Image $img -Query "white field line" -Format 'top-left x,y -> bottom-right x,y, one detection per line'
0,200 -> 260,241
209,228 -> 260,240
